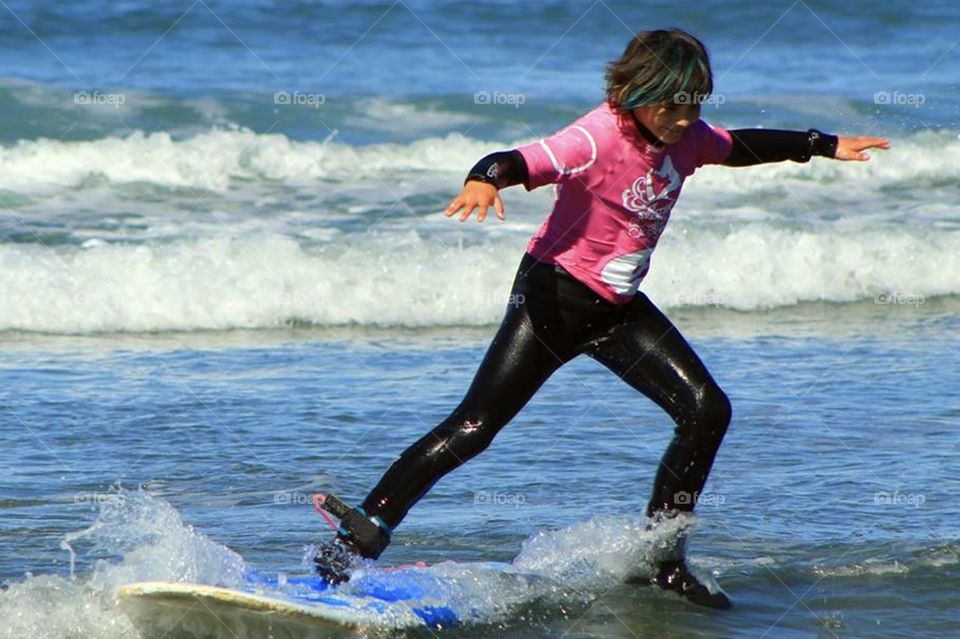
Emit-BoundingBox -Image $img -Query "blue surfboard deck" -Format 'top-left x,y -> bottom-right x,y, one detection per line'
118,561 -> 518,633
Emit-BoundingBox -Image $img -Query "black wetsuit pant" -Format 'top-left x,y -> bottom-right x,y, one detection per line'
358,253 -> 731,545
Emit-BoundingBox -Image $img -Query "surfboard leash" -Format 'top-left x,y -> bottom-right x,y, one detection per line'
312,493 -> 340,533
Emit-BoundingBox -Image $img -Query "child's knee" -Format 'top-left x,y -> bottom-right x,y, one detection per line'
682,384 -> 731,443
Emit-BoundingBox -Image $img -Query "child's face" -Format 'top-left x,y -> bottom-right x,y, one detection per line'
632,103 -> 701,145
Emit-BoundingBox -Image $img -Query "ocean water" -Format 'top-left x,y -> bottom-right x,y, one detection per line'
1,0 -> 958,637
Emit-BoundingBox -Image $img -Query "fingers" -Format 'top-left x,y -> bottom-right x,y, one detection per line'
444,196 -> 462,217
445,191 -> 505,222
476,204 -> 490,223
838,147 -> 870,161
834,135 -> 891,162
459,202 -> 477,222
446,181 -> 506,222
474,198 -> 506,223
852,136 -> 890,151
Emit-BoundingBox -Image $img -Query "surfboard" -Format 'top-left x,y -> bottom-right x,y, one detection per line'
117,563 -> 503,636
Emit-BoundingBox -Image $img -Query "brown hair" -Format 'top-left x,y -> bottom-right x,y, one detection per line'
605,29 -> 714,113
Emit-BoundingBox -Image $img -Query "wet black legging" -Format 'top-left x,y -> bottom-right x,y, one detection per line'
360,253 -> 731,535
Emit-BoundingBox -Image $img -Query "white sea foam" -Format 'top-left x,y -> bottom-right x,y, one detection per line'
341,512 -> 706,626
0,126 -> 956,332
0,492 -> 707,637
0,128 -> 486,193
512,512 -> 697,588
0,126 -> 957,206
645,223 -> 958,310
0,490 -> 244,639
812,544 -> 960,578
0,224 -> 955,333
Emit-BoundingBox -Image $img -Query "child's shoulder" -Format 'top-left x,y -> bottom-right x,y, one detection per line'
672,119 -> 732,173
564,101 -> 628,142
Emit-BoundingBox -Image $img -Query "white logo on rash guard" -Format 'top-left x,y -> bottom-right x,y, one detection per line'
621,155 -> 682,214
601,156 -> 683,296
620,155 -> 683,240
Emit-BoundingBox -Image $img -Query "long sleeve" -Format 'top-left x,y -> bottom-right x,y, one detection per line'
722,129 -> 839,166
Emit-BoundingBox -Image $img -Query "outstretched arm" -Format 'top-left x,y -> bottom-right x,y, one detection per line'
445,150 -> 529,222
722,129 -> 889,166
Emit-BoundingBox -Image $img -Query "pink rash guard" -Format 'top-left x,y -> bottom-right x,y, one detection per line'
516,101 -> 733,304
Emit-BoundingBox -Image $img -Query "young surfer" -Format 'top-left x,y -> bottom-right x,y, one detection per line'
315,28 -> 889,608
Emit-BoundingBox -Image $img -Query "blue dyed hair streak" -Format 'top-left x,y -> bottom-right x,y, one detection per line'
605,29 -> 714,112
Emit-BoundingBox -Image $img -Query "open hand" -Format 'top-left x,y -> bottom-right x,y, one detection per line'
444,181 -> 505,222
834,136 -> 890,161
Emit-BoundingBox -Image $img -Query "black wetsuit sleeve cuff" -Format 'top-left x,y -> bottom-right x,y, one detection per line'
464,150 -> 529,190
722,129 -> 839,167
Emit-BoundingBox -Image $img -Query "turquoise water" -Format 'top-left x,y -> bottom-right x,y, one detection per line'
1,0 -> 959,637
